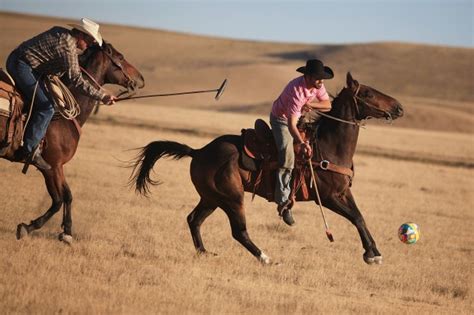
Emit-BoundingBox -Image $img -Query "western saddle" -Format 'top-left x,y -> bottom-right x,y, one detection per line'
240,118 -> 313,203
0,68 -> 24,159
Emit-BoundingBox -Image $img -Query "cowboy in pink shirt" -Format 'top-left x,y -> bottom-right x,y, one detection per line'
270,59 -> 334,225
272,76 -> 330,120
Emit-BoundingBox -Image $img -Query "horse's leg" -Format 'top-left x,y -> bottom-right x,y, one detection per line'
343,189 -> 382,261
187,198 -> 217,254
58,180 -> 73,244
324,189 -> 382,264
16,167 -> 63,239
219,200 -> 270,264
210,157 -> 270,264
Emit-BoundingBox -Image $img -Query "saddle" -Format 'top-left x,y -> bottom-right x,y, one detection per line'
240,118 -> 312,202
0,68 -> 25,159
0,68 -> 79,161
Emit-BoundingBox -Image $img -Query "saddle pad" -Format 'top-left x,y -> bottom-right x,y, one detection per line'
0,98 -> 10,117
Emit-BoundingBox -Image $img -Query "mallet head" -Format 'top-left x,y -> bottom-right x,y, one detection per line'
215,79 -> 227,100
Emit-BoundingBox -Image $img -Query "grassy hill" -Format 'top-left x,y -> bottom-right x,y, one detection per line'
1,11 -> 473,135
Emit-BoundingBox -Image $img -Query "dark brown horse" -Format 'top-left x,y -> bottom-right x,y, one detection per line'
130,73 -> 403,264
0,42 -> 144,243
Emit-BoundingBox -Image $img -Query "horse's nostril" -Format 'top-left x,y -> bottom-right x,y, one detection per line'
397,105 -> 404,116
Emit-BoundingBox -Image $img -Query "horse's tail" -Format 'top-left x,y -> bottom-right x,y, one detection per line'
129,140 -> 195,196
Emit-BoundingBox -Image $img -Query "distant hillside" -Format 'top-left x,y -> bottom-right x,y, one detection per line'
1,12 -> 473,133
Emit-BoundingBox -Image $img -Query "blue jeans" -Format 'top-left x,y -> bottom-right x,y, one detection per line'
270,113 -> 294,205
6,50 -> 55,153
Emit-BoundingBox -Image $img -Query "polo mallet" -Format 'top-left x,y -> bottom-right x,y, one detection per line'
116,79 -> 228,102
308,159 -> 334,242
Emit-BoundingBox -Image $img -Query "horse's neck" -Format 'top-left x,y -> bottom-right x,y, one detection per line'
317,88 -> 359,166
73,58 -> 105,126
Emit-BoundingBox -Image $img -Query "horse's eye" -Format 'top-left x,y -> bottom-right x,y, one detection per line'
363,90 -> 373,98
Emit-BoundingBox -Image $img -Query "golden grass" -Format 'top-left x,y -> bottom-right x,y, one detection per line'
0,105 -> 472,313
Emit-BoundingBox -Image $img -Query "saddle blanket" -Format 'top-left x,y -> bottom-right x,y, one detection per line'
0,98 -> 10,116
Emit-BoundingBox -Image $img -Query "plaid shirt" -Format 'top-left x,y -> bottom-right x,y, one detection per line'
17,26 -> 106,100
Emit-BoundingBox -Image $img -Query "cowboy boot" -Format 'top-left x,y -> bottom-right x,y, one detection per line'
30,148 -> 51,171
275,168 -> 295,226
14,146 -> 51,171
282,209 -> 295,226
277,200 -> 295,226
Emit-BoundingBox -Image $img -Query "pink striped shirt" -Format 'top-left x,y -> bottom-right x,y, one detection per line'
271,76 -> 329,120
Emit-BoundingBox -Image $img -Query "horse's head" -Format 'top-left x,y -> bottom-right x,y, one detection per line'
81,41 -> 145,94
346,72 -> 404,121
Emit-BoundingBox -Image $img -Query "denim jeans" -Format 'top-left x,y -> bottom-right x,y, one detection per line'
270,113 -> 294,205
6,50 -> 55,153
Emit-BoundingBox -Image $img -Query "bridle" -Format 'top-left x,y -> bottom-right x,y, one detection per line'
352,83 -> 393,124
79,44 -> 137,98
101,44 -> 138,97
315,83 -> 393,127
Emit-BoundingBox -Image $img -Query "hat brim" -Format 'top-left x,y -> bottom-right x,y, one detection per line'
68,23 -> 103,46
296,66 -> 334,80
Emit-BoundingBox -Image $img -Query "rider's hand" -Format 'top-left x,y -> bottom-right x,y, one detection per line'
300,141 -> 312,159
102,94 -> 117,105
302,104 -> 312,112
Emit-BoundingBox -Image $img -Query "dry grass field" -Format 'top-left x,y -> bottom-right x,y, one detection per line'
0,12 -> 473,314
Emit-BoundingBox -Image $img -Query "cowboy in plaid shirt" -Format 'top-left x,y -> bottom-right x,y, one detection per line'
6,18 -> 116,171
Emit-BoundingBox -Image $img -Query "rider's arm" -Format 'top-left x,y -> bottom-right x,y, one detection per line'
306,99 -> 331,112
288,115 -> 304,144
305,84 -> 331,112
62,37 -> 107,101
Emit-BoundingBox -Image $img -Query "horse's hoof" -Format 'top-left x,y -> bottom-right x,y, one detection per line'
363,253 -> 375,265
258,252 -> 271,265
16,223 -> 28,240
374,256 -> 383,264
58,233 -> 73,245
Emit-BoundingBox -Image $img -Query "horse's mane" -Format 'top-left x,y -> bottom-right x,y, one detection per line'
79,44 -> 103,67
329,86 -> 351,111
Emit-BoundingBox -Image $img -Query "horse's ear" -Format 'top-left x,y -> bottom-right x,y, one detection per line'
346,72 -> 358,91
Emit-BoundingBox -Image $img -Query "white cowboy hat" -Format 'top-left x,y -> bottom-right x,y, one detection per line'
68,18 -> 103,46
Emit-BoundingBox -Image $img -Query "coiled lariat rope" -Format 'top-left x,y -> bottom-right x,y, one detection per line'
48,76 -> 80,120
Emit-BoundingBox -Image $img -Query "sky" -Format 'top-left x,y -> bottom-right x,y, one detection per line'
1,0 -> 472,48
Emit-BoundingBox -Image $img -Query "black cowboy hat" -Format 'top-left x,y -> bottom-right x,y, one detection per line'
296,59 -> 334,80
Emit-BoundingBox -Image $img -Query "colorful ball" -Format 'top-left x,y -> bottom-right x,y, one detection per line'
398,223 -> 420,244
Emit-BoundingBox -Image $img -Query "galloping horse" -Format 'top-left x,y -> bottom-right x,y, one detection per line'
0,42 -> 144,243
130,73 -> 403,264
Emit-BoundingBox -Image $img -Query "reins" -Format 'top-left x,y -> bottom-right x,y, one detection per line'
316,86 -> 364,127
314,110 -> 362,126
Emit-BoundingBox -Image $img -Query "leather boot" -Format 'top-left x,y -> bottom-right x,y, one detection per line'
281,209 -> 295,226
277,200 -> 295,226
30,149 -> 51,170
14,146 -> 51,171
